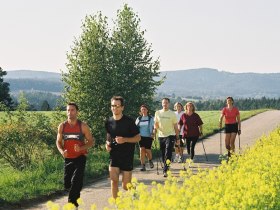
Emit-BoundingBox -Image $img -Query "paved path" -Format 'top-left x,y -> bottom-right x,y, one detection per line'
26,110 -> 280,210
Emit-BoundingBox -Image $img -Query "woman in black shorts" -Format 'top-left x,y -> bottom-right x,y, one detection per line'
135,105 -> 155,171
219,96 -> 241,157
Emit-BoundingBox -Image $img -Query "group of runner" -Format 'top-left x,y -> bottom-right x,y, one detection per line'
56,96 -> 241,207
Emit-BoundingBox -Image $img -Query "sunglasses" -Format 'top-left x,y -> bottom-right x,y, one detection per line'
111,105 -> 122,108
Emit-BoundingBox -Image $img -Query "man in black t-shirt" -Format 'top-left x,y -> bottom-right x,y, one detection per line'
105,96 -> 140,199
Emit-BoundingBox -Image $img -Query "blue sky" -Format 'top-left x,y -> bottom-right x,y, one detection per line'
1,0 -> 279,73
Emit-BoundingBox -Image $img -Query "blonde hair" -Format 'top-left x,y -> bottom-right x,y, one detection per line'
174,102 -> 183,111
184,102 -> 196,112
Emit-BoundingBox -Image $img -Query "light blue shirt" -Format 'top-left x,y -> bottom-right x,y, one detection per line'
135,116 -> 154,137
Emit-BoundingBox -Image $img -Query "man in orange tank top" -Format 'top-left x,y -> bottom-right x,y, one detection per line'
56,102 -> 95,207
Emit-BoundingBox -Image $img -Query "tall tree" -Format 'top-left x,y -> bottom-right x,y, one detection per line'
0,67 -> 13,108
63,5 -> 162,145
63,13 -> 112,145
110,4 -> 161,117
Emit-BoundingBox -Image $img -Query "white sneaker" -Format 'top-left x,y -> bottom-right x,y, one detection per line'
173,155 -> 178,163
178,156 -> 182,163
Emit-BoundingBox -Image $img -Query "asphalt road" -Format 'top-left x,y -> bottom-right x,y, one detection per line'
22,110 -> 280,210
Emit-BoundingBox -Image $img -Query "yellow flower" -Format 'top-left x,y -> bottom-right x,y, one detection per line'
77,198 -> 83,205
166,159 -> 171,165
63,202 -> 76,210
90,204 -> 97,210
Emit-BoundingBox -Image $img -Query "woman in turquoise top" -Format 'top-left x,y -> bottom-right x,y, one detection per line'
135,104 -> 155,171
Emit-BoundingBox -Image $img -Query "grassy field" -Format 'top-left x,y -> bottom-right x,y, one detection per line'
195,109 -> 267,137
0,109 -> 269,205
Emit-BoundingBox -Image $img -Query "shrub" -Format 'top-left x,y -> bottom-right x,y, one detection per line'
0,98 -> 57,170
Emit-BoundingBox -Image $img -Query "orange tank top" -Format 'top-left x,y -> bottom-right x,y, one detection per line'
62,120 -> 87,158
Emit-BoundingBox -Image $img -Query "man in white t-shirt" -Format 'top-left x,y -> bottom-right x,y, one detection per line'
154,98 -> 180,177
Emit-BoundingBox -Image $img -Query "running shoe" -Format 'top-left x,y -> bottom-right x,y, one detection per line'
140,164 -> 146,171
149,160 -> 154,168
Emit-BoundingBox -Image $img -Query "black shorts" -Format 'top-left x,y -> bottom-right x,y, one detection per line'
225,123 -> 238,133
109,154 -> 134,171
175,135 -> 184,147
139,136 -> 153,149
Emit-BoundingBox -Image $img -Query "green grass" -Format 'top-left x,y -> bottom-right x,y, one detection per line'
197,109 -> 268,137
0,109 -> 269,205
0,156 -> 63,203
0,150 -> 109,205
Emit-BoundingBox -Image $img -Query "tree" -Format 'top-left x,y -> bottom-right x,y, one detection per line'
41,100 -> 51,111
110,4 -> 161,117
0,67 -> 13,108
63,13 -> 112,145
63,5 -> 162,146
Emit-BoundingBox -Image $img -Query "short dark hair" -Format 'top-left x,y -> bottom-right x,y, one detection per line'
139,104 -> 149,115
67,102 -> 79,111
162,97 -> 170,103
111,96 -> 124,106
226,96 -> 234,102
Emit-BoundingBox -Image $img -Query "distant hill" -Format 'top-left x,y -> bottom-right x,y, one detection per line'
157,68 -> 280,99
5,70 -> 61,79
5,70 -> 63,93
4,69 -> 280,98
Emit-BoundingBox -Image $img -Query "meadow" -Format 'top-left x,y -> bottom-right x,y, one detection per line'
0,109 -> 267,206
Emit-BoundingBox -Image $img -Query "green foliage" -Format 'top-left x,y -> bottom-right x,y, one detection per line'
0,109 -> 265,205
12,91 -> 62,111
83,149 -> 110,182
110,4 -> 162,116
0,156 -> 63,204
0,67 -> 13,108
0,96 -> 57,170
63,4 -> 162,146
63,12 -> 111,146
41,100 -> 51,111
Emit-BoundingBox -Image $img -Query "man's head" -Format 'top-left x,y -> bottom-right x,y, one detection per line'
67,102 -> 79,120
161,98 -> 170,111
111,96 -> 124,116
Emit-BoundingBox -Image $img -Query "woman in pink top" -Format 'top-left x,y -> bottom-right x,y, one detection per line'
219,96 -> 241,157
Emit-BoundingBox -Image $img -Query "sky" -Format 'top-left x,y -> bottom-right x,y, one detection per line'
1,0 -> 280,74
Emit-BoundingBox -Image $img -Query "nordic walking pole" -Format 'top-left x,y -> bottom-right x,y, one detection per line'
238,131 -> 241,154
153,133 -> 159,175
201,138 -> 208,161
220,129 -> 222,156
153,130 -> 162,175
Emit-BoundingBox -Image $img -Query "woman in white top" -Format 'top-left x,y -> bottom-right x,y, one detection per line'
174,102 -> 185,163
